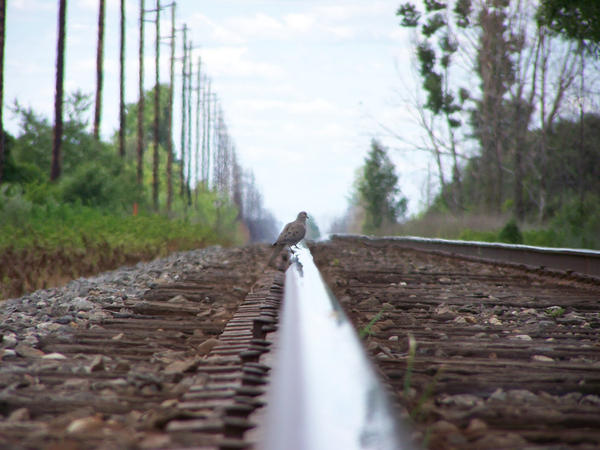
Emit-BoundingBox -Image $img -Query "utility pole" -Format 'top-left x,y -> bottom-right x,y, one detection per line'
179,24 -> 187,198
212,99 -> 220,193
166,1 -> 176,212
118,0 -> 126,158
203,80 -> 212,189
194,56 -> 202,207
136,0 -> 145,185
152,0 -> 160,210
186,39 -> 193,206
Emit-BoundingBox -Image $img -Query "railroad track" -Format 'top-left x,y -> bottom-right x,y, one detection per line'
1,237 -> 599,449
311,235 -> 600,449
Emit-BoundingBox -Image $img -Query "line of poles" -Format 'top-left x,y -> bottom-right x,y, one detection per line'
136,0 -> 238,213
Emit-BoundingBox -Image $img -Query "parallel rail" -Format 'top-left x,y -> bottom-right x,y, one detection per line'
331,234 -> 600,279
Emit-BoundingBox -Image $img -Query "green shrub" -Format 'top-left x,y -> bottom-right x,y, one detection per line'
498,219 -> 523,244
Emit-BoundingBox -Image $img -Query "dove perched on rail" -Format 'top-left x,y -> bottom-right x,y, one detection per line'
267,211 -> 309,267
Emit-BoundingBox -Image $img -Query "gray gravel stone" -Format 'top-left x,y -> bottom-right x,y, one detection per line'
0,246 -> 226,354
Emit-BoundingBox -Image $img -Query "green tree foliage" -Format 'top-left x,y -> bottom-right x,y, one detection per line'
11,91 -> 105,176
358,140 -> 408,234
305,214 -> 321,241
6,91 -> 146,211
538,0 -> 600,54
397,1 -> 466,211
120,84 -> 171,160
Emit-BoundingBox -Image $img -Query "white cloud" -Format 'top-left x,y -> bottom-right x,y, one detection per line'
11,0 -> 53,12
200,46 -> 285,79
227,13 -> 285,39
283,13 -> 315,33
232,98 -> 339,115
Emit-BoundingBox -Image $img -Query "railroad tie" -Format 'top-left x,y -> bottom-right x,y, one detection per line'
166,270 -> 285,449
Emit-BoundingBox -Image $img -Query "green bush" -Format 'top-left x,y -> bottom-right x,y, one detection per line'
549,194 -> 600,249
498,219 -> 523,244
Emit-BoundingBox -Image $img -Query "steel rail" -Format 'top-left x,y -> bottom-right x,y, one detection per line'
261,245 -> 410,450
331,234 -> 600,278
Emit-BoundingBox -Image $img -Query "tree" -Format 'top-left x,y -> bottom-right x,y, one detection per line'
538,0 -> 600,55
358,140 -> 407,234
93,0 -> 105,141
397,0 -> 468,212
0,0 -> 6,183
397,1 -> 584,220
472,1 -> 515,212
51,0 -> 67,181
305,215 -> 321,241
13,92 -> 102,176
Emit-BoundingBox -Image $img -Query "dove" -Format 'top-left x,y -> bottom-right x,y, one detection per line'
267,211 -> 308,267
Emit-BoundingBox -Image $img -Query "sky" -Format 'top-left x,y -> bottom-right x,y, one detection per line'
4,0 -> 433,231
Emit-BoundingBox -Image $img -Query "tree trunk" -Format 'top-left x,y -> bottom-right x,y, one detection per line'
0,0 -> 6,184
93,0 -> 105,141
137,0 -> 145,184
166,3 -> 175,212
118,0 -> 125,157
152,0 -> 160,210
51,0 -> 67,181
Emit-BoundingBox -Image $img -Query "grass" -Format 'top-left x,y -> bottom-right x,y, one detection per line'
0,203 -> 242,300
383,211 -> 600,250
546,306 -> 565,318
359,309 -> 384,339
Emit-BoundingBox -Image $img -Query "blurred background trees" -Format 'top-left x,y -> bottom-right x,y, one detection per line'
331,0 -> 599,249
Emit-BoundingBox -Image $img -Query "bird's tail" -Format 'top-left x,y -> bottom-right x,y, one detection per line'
267,243 -> 284,267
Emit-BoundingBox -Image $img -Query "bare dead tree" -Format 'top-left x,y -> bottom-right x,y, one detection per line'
118,0 -> 126,158
93,0 -> 105,141
136,0 -> 145,184
532,27 -> 579,221
51,0 -> 67,181
0,0 -> 6,183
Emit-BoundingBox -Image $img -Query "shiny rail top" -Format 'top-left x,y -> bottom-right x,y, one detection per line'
261,245 -> 409,450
